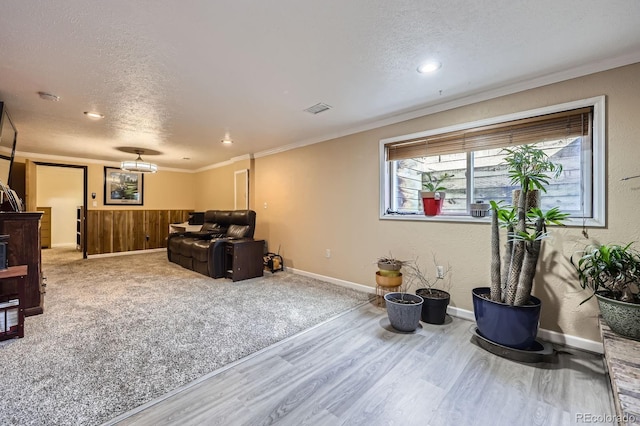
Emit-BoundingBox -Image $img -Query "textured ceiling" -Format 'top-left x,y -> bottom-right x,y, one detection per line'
1,0 -> 640,171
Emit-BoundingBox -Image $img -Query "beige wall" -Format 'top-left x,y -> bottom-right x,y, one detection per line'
254,62 -> 640,342
193,158 -> 252,211
11,157 -> 197,211
36,165 -> 84,246
86,164 -> 196,210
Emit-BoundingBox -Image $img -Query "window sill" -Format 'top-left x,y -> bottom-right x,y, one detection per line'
379,212 -> 605,227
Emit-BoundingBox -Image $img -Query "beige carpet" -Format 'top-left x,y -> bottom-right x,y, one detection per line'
0,248 -> 370,426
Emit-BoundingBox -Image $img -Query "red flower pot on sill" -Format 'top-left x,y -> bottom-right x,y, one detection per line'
420,191 -> 445,216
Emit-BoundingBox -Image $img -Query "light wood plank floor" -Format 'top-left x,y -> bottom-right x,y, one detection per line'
109,302 -> 615,426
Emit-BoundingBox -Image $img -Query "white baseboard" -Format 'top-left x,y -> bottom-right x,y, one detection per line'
87,248 -> 166,259
289,268 -> 604,354
287,267 -> 375,295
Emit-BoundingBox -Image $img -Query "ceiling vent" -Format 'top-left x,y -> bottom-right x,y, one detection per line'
303,102 -> 332,115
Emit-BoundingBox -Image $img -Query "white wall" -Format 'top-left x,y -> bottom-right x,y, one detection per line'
36,165 -> 83,247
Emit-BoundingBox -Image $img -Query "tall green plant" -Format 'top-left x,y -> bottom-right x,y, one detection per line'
421,171 -> 454,192
490,145 -> 569,306
501,144 -> 562,191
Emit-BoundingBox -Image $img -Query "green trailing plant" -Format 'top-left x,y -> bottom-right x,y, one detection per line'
421,171 -> 454,192
489,145 -> 569,306
571,243 -> 640,304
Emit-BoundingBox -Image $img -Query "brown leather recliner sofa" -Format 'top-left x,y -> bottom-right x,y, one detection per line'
167,209 -> 257,278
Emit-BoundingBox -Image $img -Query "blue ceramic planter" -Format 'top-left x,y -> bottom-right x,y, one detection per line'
472,287 -> 541,350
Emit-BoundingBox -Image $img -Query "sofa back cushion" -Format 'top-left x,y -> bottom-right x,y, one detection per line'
201,222 -> 226,233
226,224 -> 251,238
203,210 -> 256,238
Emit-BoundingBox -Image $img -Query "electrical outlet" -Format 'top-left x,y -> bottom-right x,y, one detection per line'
325,249 -> 331,258
436,265 -> 445,278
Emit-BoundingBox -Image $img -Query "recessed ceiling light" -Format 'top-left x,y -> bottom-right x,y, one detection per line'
221,130 -> 233,144
84,111 -> 104,119
37,91 -> 60,102
417,61 -> 442,74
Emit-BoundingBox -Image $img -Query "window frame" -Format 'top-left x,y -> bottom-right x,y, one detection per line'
379,95 -> 606,227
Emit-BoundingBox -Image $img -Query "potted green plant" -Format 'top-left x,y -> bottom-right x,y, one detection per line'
419,171 -> 453,216
472,144 -> 569,350
571,243 -> 640,340
403,256 -> 452,325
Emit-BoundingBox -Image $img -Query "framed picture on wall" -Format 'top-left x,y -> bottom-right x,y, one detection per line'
104,167 -> 144,205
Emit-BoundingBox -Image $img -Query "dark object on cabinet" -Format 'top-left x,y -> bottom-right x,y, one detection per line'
0,102 -> 18,188
188,211 -> 205,225
167,210 -> 259,280
0,212 -> 44,316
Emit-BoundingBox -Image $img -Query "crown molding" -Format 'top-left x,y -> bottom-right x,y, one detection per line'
252,52 -> 640,160
15,150 -> 195,173
194,153 -> 253,173
14,52 -> 640,171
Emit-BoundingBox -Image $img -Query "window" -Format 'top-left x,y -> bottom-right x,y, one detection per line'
380,96 -> 605,226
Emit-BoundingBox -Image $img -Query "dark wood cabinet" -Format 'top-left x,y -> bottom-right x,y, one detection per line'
224,239 -> 265,281
0,265 -> 27,340
0,212 -> 44,316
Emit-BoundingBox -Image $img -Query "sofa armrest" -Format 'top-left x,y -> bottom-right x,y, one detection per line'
207,238 -> 231,278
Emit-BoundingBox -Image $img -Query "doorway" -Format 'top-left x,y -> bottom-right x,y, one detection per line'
32,162 -> 88,259
234,169 -> 249,210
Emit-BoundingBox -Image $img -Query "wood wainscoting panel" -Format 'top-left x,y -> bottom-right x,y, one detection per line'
86,210 -> 101,255
112,210 -> 128,253
86,210 -> 192,255
86,210 -> 114,255
144,210 -> 160,249
129,210 -> 146,251
158,210 -> 170,248
100,211 -> 114,254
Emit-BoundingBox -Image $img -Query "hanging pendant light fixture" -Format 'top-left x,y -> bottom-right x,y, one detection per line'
121,149 -> 158,173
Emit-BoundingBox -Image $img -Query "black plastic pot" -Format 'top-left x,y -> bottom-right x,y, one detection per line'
416,288 -> 450,324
